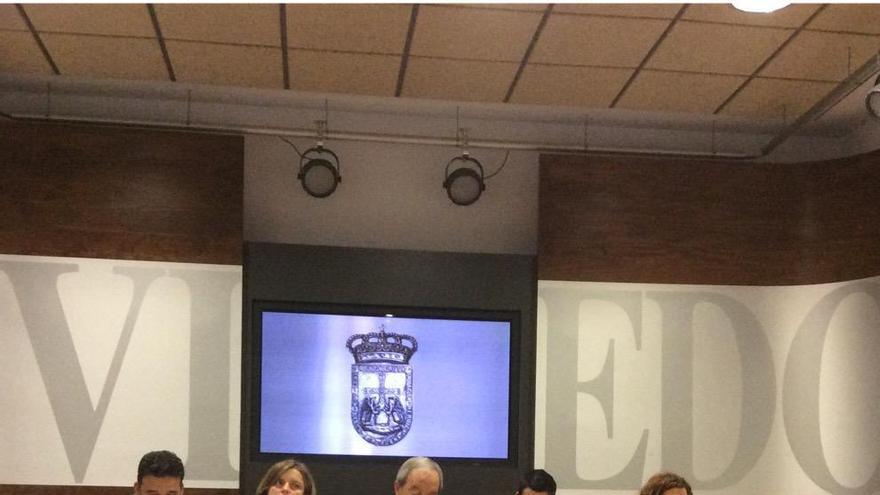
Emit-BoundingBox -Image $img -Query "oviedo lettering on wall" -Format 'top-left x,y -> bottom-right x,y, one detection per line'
2,254 -> 878,493
537,280 -> 880,495
0,255 -> 241,488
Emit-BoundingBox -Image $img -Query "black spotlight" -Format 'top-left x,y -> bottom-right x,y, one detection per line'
298,146 -> 340,198
867,74 -> 880,119
443,153 -> 485,206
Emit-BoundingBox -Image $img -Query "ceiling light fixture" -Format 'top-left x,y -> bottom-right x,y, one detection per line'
298,144 -> 341,198
442,123 -> 511,206
731,0 -> 790,13
282,114 -> 342,198
867,74 -> 880,119
443,125 -> 486,206
443,151 -> 486,206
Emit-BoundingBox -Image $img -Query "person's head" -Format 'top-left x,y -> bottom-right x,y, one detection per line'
255,459 -> 317,495
393,456 -> 443,495
134,450 -> 185,495
516,469 -> 557,495
639,472 -> 692,495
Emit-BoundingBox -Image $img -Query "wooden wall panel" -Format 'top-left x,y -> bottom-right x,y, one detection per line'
0,122 -> 243,264
538,150 -> 880,285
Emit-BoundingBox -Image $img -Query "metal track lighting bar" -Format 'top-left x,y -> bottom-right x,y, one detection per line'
2,111 -> 756,160
761,52 -> 880,156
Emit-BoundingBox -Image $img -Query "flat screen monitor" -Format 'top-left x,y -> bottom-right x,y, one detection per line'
252,301 -> 518,463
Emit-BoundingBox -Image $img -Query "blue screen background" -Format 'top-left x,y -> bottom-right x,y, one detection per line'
259,312 -> 511,458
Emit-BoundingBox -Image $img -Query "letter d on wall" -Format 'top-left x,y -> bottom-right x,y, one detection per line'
650,291 -> 775,489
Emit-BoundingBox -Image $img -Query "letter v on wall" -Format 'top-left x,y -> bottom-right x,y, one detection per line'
0,260 -> 163,482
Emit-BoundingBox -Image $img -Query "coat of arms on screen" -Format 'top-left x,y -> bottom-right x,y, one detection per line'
346,326 -> 417,446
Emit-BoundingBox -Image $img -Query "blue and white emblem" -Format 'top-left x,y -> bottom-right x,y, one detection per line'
346,327 -> 417,446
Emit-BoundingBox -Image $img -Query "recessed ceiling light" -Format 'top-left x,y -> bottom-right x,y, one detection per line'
731,0 -> 790,13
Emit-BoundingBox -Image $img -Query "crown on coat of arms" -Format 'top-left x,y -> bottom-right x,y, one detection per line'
346,326 -> 418,364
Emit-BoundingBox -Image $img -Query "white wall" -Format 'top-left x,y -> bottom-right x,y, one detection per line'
0,255 -> 241,488
244,135 -> 541,254
536,277 -> 880,495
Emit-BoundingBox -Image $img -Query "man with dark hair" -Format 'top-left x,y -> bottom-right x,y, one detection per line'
516,469 -> 556,495
639,472 -> 692,495
134,450 -> 185,495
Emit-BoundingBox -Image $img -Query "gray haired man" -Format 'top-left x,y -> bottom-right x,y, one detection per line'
393,456 -> 443,495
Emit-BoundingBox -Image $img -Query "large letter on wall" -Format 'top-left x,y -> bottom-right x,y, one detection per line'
541,287 -> 648,489
172,268 -> 240,481
649,291 -> 775,489
0,261 -> 163,482
783,281 -> 880,495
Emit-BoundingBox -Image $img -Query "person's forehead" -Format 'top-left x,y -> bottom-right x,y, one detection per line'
140,475 -> 182,487
407,468 -> 439,483
521,489 -> 549,495
280,468 -> 303,481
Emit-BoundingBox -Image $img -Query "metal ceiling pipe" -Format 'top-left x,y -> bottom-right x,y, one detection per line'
1,111 -> 757,160
761,52 -> 880,156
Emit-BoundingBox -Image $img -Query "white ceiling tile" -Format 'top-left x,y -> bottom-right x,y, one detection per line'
291,50 -> 399,97
156,4 -> 279,46
809,4 -> 880,35
510,64 -> 632,108
616,70 -> 746,114
411,5 -> 541,62
0,31 -> 53,75
24,4 -> 154,37
720,77 -> 836,121
647,21 -> 793,75
402,57 -> 518,102
0,5 -> 27,31
532,14 -> 669,67
286,4 -> 411,54
684,4 -> 819,28
554,4 -> 683,19
166,40 -> 282,90
760,31 -> 880,81
41,33 -> 167,81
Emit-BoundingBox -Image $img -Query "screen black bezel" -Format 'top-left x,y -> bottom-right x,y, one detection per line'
249,299 -> 521,467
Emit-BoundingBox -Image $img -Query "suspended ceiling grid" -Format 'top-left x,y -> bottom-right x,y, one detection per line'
1,3 -> 879,126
